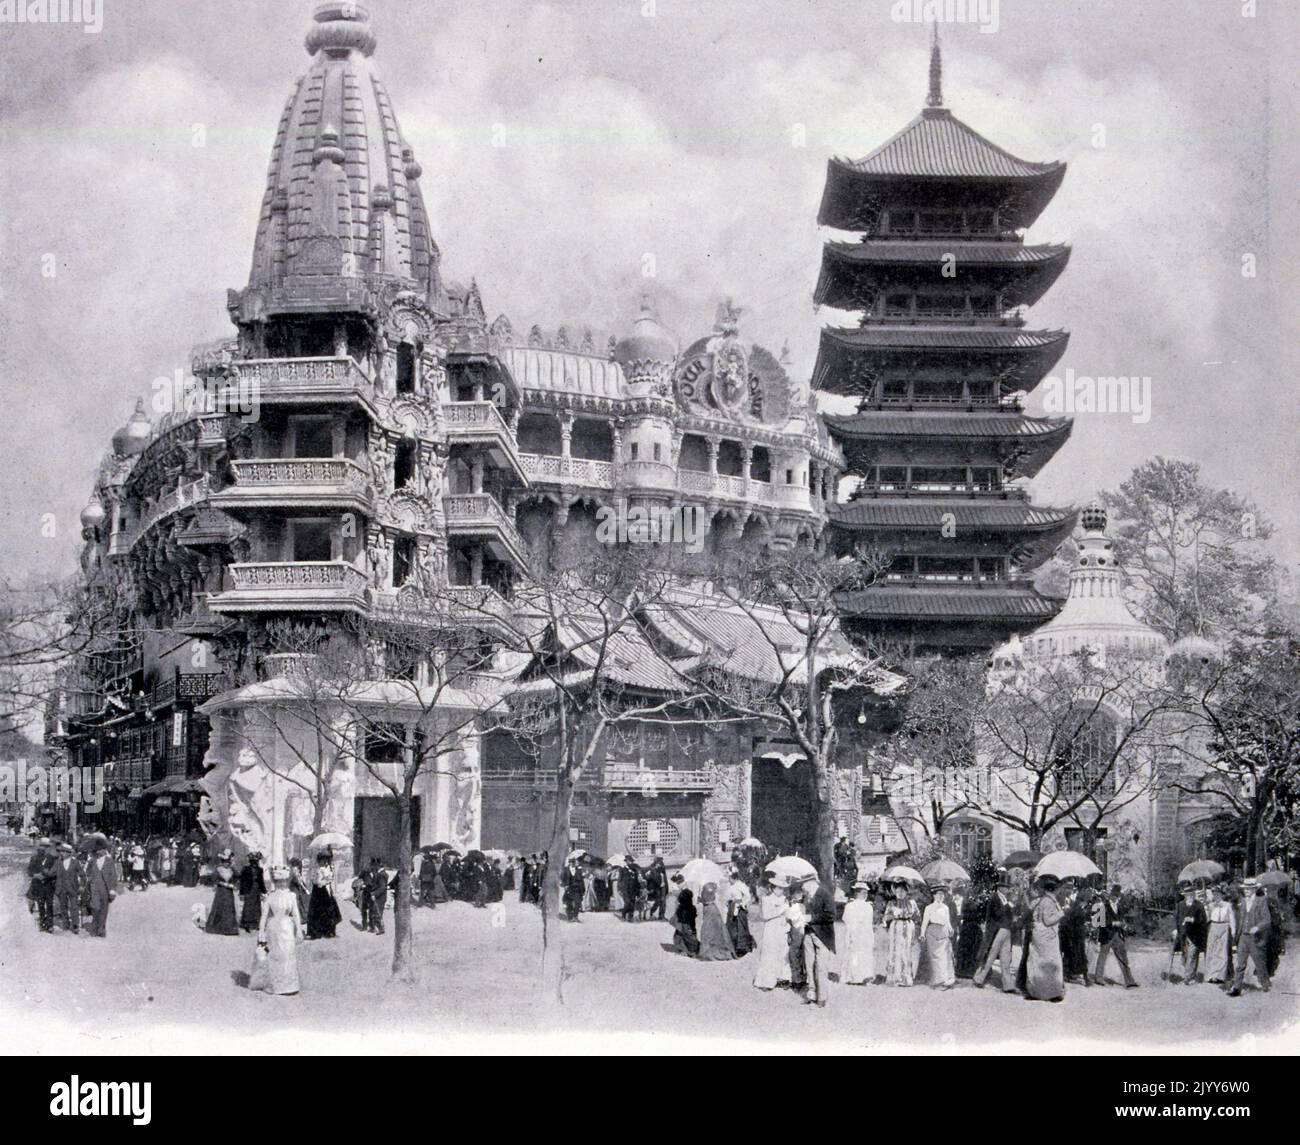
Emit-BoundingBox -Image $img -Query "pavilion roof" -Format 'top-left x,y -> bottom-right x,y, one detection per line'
818,108 -> 1066,231
831,498 -> 1075,533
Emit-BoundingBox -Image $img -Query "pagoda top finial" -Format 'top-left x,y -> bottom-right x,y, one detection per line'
926,22 -> 943,109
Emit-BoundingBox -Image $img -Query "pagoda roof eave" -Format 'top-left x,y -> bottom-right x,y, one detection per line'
814,242 -> 1070,311
812,324 -> 1070,395
836,582 -> 1066,622
830,499 -> 1077,537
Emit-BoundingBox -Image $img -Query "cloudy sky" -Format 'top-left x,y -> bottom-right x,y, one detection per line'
1,0 -> 1296,579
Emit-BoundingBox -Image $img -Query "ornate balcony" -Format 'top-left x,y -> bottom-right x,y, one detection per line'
518,452 -> 615,490
208,561 -> 370,613
213,458 -> 372,513
132,476 -> 212,547
221,356 -> 373,405
442,401 -> 528,482
677,469 -> 812,512
443,493 -> 528,568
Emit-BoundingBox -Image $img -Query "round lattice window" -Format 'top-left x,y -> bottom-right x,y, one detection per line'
627,818 -> 681,857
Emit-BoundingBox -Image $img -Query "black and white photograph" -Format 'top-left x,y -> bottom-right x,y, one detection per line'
0,0 -> 1297,1092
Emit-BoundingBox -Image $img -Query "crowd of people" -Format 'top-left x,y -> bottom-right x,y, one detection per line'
659,852 -> 1289,1010
15,827 -> 1290,1007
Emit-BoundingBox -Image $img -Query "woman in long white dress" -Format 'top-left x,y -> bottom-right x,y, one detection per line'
841,883 -> 875,985
752,879 -> 791,990
1025,877 -> 1066,1002
257,867 -> 304,996
1203,885 -> 1235,983
884,883 -> 918,987
921,886 -> 956,989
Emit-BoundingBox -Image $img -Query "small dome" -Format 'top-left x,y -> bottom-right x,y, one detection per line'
613,295 -> 677,370
111,399 -> 152,457
1080,499 -> 1108,533
1166,635 -> 1224,666
80,498 -> 106,531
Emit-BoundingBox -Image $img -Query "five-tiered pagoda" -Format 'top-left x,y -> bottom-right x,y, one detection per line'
819,34 -> 1077,652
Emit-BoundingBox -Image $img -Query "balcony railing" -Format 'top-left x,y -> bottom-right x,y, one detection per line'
601,765 -> 713,792
209,561 -> 370,613
134,476 -> 212,541
519,452 -> 616,489
856,483 -> 1022,500
442,400 -> 512,435
216,459 -> 371,510
443,494 -> 527,562
223,356 -> 372,400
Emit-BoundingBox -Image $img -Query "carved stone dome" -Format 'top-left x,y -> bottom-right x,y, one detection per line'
239,2 -> 441,305
111,399 -> 152,457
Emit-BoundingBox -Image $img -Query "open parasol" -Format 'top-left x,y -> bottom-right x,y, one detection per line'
1256,870 -> 1290,888
920,858 -> 970,884
881,864 -> 926,885
765,855 -> 817,886
679,858 -> 726,893
736,837 -> 765,848
1034,851 -> 1102,880
1177,859 -> 1225,884
1002,850 -> 1042,869
309,832 -> 352,851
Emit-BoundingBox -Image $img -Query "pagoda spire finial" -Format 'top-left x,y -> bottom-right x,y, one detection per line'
926,22 -> 943,109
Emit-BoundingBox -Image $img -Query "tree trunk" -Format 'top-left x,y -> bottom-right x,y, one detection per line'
391,792 -> 414,980
1026,825 -> 1044,852
539,768 -> 574,1004
812,759 -> 837,883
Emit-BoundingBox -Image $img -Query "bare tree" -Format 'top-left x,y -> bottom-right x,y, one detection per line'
647,545 -> 896,882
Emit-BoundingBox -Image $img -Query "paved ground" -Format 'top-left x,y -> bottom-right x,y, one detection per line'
2,836 -> 1296,1054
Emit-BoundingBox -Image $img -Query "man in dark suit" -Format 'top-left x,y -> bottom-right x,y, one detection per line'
26,838 -> 56,931
1092,884 -> 1138,987
1228,879 -> 1272,995
84,842 -> 119,937
801,875 -> 837,1007
1173,887 -> 1208,983
52,843 -> 84,933
973,875 -> 1019,992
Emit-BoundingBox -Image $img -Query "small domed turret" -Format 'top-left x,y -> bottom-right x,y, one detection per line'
613,295 -> 677,387
1080,499 -> 1108,533
80,498 -> 106,538
111,399 -> 152,458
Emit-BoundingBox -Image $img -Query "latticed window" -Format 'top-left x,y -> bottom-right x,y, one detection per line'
626,818 -> 682,857
1059,714 -> 1117,802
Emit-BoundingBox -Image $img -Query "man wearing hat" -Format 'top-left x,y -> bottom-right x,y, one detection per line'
26,838 -> 58,932
84,840 -> 119,938
52,842 -> 84,933
1227,878 -> 1272,996
973,872 -> 1018,992
801,873 -> 837,1007
1091,883 -> 1138,987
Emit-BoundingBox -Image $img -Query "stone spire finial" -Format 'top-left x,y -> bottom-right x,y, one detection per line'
306,3 -> 376,58
926,22 -> 943,109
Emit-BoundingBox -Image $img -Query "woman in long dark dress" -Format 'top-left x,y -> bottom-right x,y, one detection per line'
205,851 -> 240,935
955,890 -> 985,979
239,853 -> 266,932
726,872 -> 754,956
306,850 -> 342,939
671,881 -> 700,955
697,884 -> 736,960
1060,886 -> 1093,985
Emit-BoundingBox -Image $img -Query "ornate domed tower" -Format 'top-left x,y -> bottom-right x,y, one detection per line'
1021,500 -> 1166,662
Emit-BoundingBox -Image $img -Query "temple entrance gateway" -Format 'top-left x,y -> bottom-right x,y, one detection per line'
749,755 -> 816,858
353,795 -> 421,869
